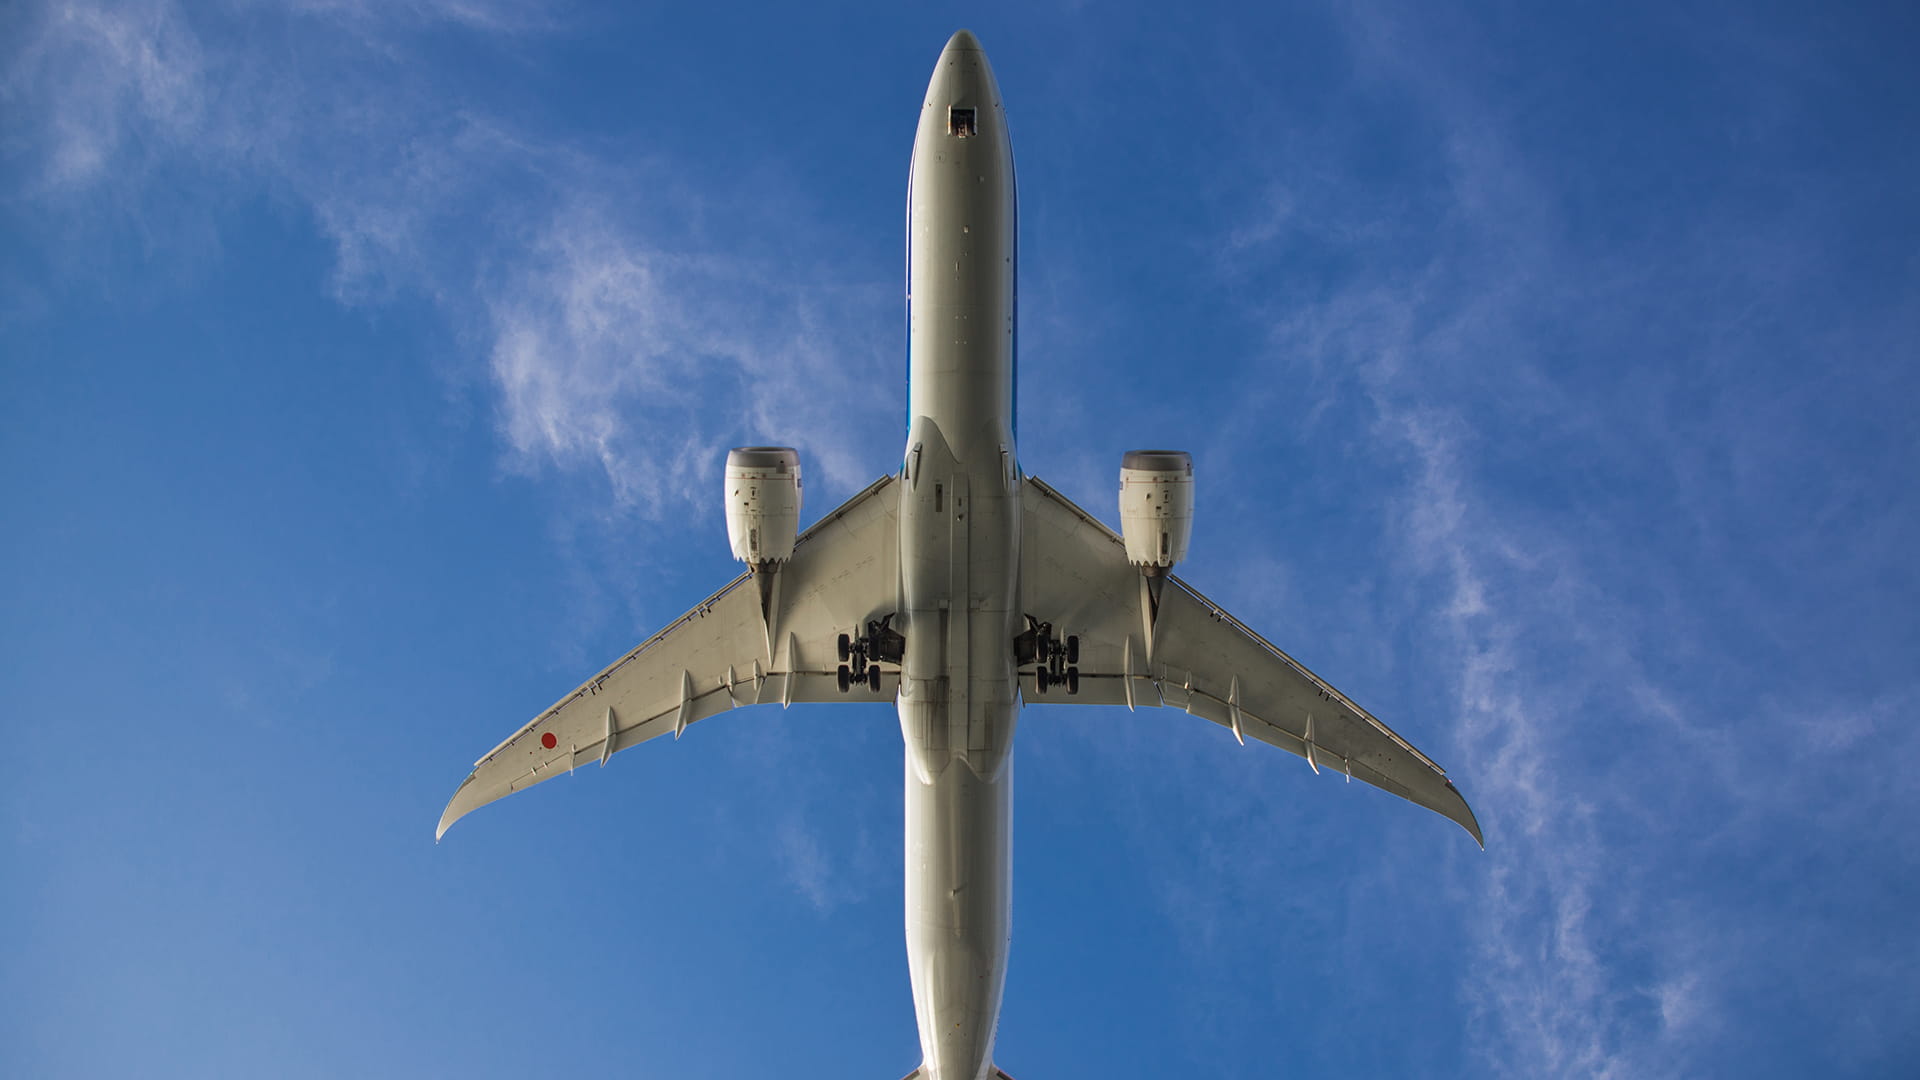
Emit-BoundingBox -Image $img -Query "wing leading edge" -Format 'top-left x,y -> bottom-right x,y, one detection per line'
1018,476 -> 1482,846
438,475 -> 903,839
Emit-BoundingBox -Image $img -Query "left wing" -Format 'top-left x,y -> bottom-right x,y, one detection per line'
438,475 -> 903,839
1019,476 -> 1482,845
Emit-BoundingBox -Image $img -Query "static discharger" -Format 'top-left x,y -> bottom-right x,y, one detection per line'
432,32 -> 1484,1080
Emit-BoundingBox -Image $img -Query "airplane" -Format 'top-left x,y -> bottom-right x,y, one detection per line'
437,29 -> 1481,1080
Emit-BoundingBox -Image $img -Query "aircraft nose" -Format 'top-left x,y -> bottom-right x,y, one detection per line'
921,28 -> 1002,123
930,29 -> 996,105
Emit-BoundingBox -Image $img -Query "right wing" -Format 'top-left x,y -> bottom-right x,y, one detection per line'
1019,476 -> 1482,845
438,474 -> 903,839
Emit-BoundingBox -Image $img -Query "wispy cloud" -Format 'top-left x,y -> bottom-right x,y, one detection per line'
3,0 -> 912,921
1145,3 -> 1920,1074
4,0 -> 206,194
282,0 -> 565,36
479,199 -> 899,513
4,0 -> 899,522
774,814 -> 847,914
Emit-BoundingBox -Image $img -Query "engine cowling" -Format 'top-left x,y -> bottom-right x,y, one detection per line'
1118,450 -> 1193,573
725,446 -> 802,567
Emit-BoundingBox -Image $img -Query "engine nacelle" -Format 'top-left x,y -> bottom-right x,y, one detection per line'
1118,450 -> 1194,572
725,446 -> 802,567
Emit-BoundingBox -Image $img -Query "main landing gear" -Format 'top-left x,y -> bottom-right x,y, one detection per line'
1015,615 -> 1080,696
836,615 -> 906,694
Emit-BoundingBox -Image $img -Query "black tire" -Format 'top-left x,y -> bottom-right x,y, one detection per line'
836,665 -> 851,693
1067,635 -> 1080,664
868,665 -> 882,692
1067,668 -> 1080,696
1035,668 -> 1049,694
837,634 -> 852,662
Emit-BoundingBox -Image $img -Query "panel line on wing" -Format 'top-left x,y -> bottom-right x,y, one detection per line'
470,475 -> 900,768
1163,576 -> 1449,776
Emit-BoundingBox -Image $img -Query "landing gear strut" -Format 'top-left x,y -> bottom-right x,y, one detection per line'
836,615 -> 905,694
1015,615 -> 1080,696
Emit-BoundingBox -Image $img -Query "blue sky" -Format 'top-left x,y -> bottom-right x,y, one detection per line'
4,2 -> 1917,1077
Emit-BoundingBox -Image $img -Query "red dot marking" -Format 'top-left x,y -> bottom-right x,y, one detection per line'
541,732 -> 558,750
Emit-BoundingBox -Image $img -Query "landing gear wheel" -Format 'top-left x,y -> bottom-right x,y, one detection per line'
868,665 -> 882,692
1066,635 -> 1080,664
1036,668 -> 1050,694
837,634 -> 852,662
1067,667 -> 1080,696
836,665 -> 851,693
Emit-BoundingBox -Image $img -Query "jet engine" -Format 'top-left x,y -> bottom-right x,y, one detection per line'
1118,450 -> 1193,574
725,446 -> 802,568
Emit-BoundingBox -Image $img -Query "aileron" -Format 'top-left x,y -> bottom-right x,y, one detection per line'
437,475 -> 903,840
439,33 -> 1479,1078
1018,474 -> 1482,847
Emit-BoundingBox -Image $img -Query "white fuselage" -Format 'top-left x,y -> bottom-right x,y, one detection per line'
898,32 -> 1020,1080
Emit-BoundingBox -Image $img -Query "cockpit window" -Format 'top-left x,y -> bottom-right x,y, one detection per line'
949,107 -> 978,138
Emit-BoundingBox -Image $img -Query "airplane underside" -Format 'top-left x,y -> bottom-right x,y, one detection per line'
437,30 -> 1480,1080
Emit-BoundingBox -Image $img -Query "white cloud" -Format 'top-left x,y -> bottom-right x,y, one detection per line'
4,0 -> 206,194
4,0 -> 899,523
479,200 -> 898,514
1184,3 -> 1920,1075
774,814 -> 850,915
282,0 -> 563,35
10,3 -> 1917,1069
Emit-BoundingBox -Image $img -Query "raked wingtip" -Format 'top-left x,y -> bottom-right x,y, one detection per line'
436,773 -> 478,842
1448,781 -> 1486,849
